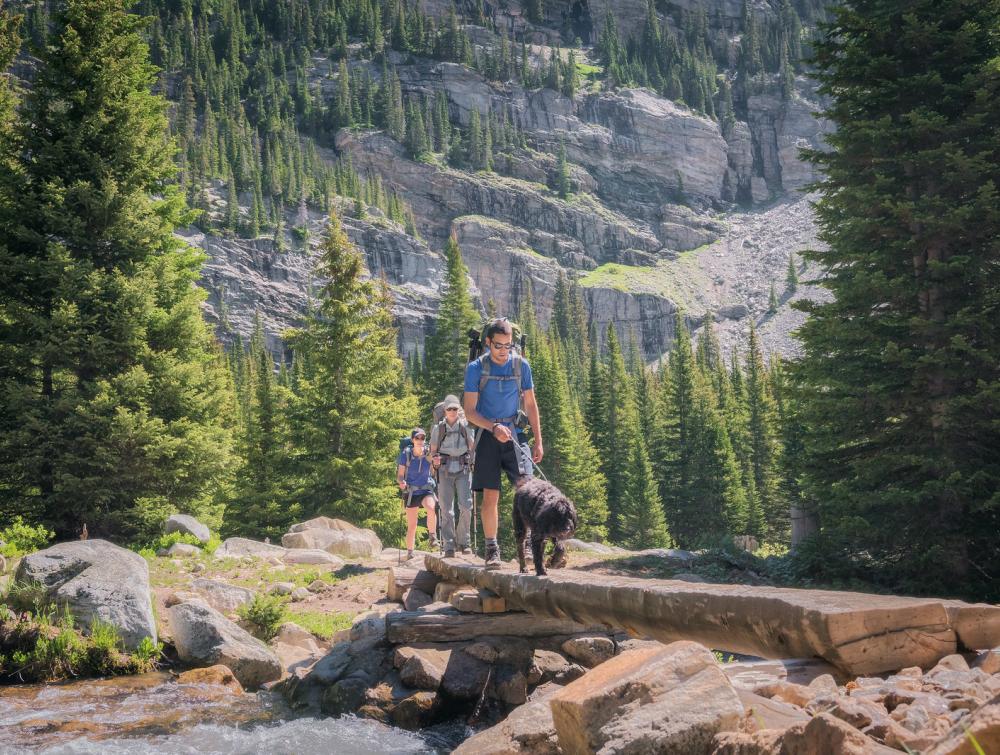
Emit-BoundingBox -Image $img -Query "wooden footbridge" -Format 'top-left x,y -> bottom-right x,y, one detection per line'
420,554 -> 1000,676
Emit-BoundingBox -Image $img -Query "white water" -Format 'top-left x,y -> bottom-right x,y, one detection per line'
32,717 -> 437,755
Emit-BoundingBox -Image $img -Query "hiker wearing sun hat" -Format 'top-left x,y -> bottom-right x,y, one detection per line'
396,427 -> 439,559
430,394 -> 474,558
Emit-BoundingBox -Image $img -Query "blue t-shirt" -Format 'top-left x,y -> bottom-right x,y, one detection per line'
397,448 -> 434,493
464,354 -> 534,423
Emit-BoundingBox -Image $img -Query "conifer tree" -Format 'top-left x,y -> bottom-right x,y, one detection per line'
785,254 -> 798,294
286,209 -> 417,540
423,235 -> 480,406
745,325 -> 781,539
563,49 -> 579,99
525,0 -> 543,24
768,282 -> 778,314
794,0 -> 1000,594
225,324 -> 299,539
555,140 -> 571,199
0,0 -> 235,539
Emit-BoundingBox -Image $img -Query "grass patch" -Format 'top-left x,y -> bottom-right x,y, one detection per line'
287,610 -> 353,641
0,585 -> 162,683
576,251 -> 714,312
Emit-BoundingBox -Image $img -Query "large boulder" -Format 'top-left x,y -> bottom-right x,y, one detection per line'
282,518 -> 382,558
549,641 -> 744,754
168,599 -> 282,689
453,681 -> 564,754
15,539 -> 156,650
190,578 -> 256,614
281,549 -> 345,567
164,514 -> 211,544
213,537 -> 287,560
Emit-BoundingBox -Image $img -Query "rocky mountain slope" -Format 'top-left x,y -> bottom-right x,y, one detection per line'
186,0 -> 832,362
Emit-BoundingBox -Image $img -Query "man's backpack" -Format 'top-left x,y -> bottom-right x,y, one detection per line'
465,319 -> 528,427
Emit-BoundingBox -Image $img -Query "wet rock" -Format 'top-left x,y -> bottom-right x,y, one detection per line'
190,578 -> 255,614
550,641 -> 743,754
321,674 -> 371,716
169,599 -> 282,689
392,691 -> 438,730
177,664 -> 244,694
561,636 -> 615,668
395,646 -> 450,691
454,681 -> 563,755
164,514 -> 211,544
441,648 -> 491,700
494,665 -> 529,706
16,539 -> 156,650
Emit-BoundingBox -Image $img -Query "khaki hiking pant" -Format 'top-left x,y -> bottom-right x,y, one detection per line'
438,468 -> 473,550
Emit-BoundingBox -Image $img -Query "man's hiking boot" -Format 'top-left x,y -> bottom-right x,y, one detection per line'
461,545 -> 472,555
485,543 -> 501,570
445,549 -> 455,558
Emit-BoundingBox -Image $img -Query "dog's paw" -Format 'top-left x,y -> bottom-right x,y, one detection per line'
533,566 -> 548,577
546,553 -> 568,570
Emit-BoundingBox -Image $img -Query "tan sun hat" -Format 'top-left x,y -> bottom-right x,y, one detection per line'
444,394 -> 461,410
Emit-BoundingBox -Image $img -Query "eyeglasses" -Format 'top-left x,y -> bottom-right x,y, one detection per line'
490,342 -> 514,350
445,407 -> 459,412
413,435 -> 425,440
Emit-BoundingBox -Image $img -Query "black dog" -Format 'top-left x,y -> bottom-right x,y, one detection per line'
513,477 -> 578,576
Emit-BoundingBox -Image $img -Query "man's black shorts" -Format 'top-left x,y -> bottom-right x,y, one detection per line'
473,430 -> 520,492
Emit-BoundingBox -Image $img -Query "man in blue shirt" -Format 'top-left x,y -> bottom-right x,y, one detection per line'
464,318 -> 543,568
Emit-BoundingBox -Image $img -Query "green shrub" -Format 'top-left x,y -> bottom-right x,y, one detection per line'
0,517 -> 54,559
134,530 -> 216,560
237,594 -> 286,642
288,610 -> 353,641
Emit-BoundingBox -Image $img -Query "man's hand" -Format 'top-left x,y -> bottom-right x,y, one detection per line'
492,423 -> 513,443
532,441 -> 544,464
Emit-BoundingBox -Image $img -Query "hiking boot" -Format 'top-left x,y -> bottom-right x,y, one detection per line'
407,549 -> 414,560
428,534 -> 439,550
445,549 -> 456,559
485,543 -> 501,570
461,545 -> 472,555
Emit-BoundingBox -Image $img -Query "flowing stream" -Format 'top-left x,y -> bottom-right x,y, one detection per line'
0,673 -> 461,754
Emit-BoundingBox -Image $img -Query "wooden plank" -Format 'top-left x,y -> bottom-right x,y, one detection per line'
422,554 -> 1000,676
386,605 -> 590,644
386,567 -> 441,602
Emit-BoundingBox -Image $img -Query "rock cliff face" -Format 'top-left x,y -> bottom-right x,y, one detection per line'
192,3 -> 833,362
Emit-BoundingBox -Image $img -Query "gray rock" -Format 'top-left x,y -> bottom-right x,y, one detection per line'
164,514 -> 211,544
16,539 -> 156,650
395,646 -> 450,691
441,648 -> 491,700
269,582 -> 295,596
454,680 -> 564,755
281,549 -> 345,567
166,542 -> 201,558
402,587 -> 433,611
168,599 -> 282,689
561,636 -> 616,668
191,579 -> 256,614
214,537 -> 287,560
281,527 -> 382,559
290,587 -> 311,601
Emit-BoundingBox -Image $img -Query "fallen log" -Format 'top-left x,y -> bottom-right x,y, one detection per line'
423,554 -> 1000,676
386,604 -> 593,644
387,567 -> 441,602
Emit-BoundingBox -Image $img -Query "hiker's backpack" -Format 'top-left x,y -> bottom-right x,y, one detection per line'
397,440 -> 435,490
433,414 -> 471,452
465,318 -> 529,428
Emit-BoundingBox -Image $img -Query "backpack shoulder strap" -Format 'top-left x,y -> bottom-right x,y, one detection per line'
478,352 -> 491,393
512,353 -> 523,398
